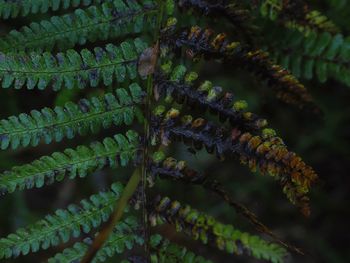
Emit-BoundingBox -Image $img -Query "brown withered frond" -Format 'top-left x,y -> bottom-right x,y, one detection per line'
151,108 -> 318,216
161,25 -> 320,113
149,154 -> 304,255
177,0 -> 255,37
155,66 -> 269,133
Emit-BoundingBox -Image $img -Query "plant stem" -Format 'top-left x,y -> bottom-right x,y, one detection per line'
81,1 -> 166,261
80,168 -> 141,263
140,1 -> 166,260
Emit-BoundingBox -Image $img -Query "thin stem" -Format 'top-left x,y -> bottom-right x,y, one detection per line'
80,168 -> 142,263
141,1 -> 166,259
81,1 -> 166,261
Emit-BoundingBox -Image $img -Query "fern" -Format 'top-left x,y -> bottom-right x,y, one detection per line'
0,0 -> 158,52
151,107 -> 317,216
157,63 -> 269,132
259,0 -> 339,35
150,196 -> 287,263
0,182 -> 124,259
162,25 -> 318,112
0,0 -> 111,19
0,131 -> 139,194
48,230 -> 212,263
0,39 -> 147,90
177,0 -> 252,27
149,235 -> 213,263
0,85 -> 143,150
47,216 -> 143,263
149,152 -> 304,254
266,28 -> 350,87
0,0 -> 330,262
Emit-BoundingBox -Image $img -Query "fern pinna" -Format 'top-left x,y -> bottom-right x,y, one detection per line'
1,0 -> 345,262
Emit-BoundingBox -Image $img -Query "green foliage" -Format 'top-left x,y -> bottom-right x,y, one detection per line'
150,196 -> 287,263
267,29 -> 350,86
48,216 -> 142,263
0,0 -> 332,262
260,0 -> 282,21
0,84 -> 143,150
0,0 -> 110,19
149,235 -> 213,263
0,0 -> 157,52
0,131 -> 139,194
48,228 -> 211,263
0,183 -> 124,259
0,39 -> 147,90
258,0 -> 339,34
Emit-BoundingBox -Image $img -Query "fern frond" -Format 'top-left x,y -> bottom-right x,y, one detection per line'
0,131 -> 139,194
267,29 -> 350,87
0,0 -> 158,52
0,183 -> 125,259
156,63 -> 269,133
149,234 -> 213,263
150,196 -> 287,263
0,0 -> 110,19
177,0 -> 252,30
48,216 -> 142,263
150,152 -> 304,255
0,39 -> 147,90
151,108 -> 317,216
163,25 -> 318,112
0,85 -> 143,150
49,230 -> 211,263
259,0 -> 339,35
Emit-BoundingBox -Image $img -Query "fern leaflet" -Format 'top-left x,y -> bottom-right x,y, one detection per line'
157,63 -> 269,133
0,131 -> 139,194
266,28 -> 350,87
0,85 -> 143,150
0,0 -> 158,52
149,235 -> 213,263
150,196 -> 287,263
47,216 -> 142,263
0,0 -> 112,19
163,25 -> 318,112
0,39 -> 147,90
0,183 -> 125,259
151,107 -> 317,216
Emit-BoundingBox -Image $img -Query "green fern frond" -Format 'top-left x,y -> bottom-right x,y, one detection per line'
288,10 -> 340,35
0,39 -> 147,90
0,85 -> 143,150
47,216 -> 142,263
0,0 -> 111,19
48,230 -> 211,263
267,29 -> 350,87
0,183 -> 125,259
0,0 -> 157,52
0,131 -> 139,194
149,235 -> 213,263
150,196 -> 287,263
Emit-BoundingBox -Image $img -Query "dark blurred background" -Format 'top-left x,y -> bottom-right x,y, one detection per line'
0,1 -> 350,262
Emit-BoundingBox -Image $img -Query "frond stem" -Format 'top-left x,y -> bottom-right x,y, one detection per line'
141,0 -> 166,259
80,168 -> 142,263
